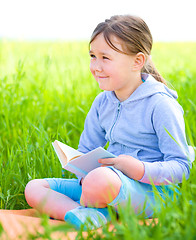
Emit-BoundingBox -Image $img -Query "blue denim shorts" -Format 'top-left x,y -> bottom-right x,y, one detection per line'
45,166 -> 176,218
45,178 -> 82,204
107,166 -> 176,217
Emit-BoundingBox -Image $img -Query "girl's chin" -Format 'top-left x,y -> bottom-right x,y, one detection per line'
98,84 -> 113,91
99,87 -> 112,91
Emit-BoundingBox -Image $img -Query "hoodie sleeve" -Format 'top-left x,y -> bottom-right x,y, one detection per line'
77,93 -> 107,154
139,96 -> 191,185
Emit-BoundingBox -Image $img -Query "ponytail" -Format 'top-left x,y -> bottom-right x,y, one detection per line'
142,57 -> 167,85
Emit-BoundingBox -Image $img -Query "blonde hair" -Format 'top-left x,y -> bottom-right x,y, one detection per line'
90,15 -> 166,85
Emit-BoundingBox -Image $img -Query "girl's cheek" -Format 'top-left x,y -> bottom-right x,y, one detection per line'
90,68 -> 95,77
89,63 -> 93,71
89,62 -> 94,75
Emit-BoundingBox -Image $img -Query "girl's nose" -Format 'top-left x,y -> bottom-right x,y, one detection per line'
91,59 -> 103,72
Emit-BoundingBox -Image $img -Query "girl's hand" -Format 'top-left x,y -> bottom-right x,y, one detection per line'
98,155 -> 145,181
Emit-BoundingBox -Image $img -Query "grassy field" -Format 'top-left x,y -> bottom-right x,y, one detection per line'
0,40 -> 196,239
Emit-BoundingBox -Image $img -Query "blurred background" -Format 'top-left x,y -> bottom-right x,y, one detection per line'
0,0 -> 196,42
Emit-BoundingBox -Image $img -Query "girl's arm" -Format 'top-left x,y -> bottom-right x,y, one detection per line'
78,93 -> 107,153
77,93 -> 107,183
140,96 -> 191,185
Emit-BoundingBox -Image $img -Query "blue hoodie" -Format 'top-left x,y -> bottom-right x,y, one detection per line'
78,74 -> 191,185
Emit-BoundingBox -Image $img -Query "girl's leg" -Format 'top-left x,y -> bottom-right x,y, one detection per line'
25,168 -> 121,229
64,167 -> 122,229
25,179 -> 80,220
80,167 -> 122,208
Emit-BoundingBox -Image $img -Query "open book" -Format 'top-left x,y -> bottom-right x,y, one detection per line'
52,140 -> 116,177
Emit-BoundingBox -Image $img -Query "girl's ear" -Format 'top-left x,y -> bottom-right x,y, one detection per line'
132,52 -> 145,71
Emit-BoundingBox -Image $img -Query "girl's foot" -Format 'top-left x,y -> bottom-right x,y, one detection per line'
64,206 -> 110,230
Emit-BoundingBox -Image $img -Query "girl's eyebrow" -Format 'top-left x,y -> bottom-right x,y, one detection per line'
89,50 -> 111,56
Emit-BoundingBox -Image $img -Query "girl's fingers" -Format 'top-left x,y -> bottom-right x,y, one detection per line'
98,158 -> 116,165
101,164 -> 113,167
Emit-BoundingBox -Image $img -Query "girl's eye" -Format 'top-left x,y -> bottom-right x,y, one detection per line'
103,56 -> 109,60
90,54 -> 96,59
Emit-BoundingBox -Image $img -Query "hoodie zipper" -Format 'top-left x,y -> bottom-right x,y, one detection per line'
110,102 -> 121,141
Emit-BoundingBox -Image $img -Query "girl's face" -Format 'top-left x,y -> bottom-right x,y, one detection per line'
89,33 -> 142,101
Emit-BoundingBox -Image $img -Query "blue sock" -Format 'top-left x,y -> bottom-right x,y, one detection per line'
64,206 -> 110,230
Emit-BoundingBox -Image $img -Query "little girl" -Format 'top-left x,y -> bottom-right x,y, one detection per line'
25,15 -> 191,229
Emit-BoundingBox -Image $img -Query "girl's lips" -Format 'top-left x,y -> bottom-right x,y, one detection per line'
97,76 -> 108,79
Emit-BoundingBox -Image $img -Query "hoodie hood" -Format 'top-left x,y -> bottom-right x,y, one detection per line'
106,73 -> 178,103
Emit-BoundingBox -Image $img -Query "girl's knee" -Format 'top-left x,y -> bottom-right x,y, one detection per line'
25,179 -> 50,207
25,179 -> 49,194
80,167 -> 121,207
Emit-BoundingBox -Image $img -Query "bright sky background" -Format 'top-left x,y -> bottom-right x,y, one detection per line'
0,0 -> 196,42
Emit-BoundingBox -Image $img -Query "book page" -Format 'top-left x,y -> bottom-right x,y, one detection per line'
53,140 -> 83,167
52,141 -> 67,167
66,147 -> 116,177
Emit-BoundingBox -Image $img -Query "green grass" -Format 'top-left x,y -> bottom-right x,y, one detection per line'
0,40 -> 196,239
